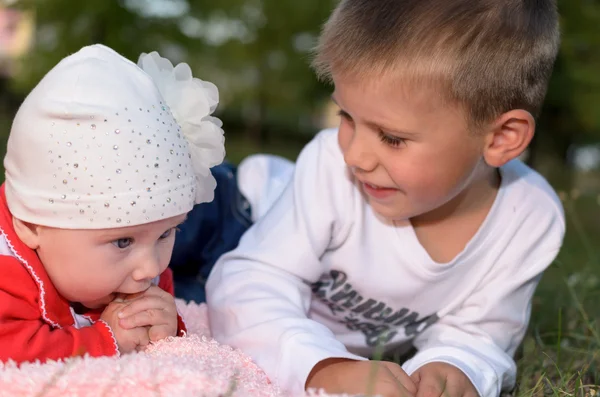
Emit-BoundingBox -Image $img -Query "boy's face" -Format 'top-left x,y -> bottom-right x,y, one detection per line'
34,214 -> 187,309
333,73 -> 491,221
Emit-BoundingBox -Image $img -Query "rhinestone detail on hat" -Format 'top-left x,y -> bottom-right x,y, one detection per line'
43,99 -> 195,228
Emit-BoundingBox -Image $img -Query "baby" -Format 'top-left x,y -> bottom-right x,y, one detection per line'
0,44 -> 225,362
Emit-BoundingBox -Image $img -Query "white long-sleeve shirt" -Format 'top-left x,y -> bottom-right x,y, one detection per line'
206,128 -> 565,397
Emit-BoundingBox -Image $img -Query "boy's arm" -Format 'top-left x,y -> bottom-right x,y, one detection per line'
206,131 -> 365,393
0,256 -> 119,363
403,213 -> 565,397
157,268 -> 186,336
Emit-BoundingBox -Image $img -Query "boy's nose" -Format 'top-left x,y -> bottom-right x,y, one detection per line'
343,130 -> 377,173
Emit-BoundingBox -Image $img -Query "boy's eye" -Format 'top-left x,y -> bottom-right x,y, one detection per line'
337,109 -> 352,122
378,131 -> 406,147
112,238 -> 133,249
159,228 -> 173,239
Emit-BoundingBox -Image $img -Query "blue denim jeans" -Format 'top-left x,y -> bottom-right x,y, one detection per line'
169,162 -> 252,303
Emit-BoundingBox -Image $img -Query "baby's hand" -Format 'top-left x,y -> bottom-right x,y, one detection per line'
306,358 -> 416,397
411,362 -> 478,397
100,300 -> 150,354
116,285 -> 178,342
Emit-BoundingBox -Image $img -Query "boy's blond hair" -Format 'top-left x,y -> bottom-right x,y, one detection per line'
312,0 -> 560,129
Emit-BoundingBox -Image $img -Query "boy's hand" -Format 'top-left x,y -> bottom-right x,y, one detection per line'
100,301 -> 150,354
116,286 -> 178,342
306,358 -> 417,397
411,362 -> 478,397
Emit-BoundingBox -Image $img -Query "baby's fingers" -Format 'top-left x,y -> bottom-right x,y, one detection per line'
135,328 -> 152,352
119,307 -> 168,329
133,326 -> 151,349
115,326 -> 150,354
118,296 -> 166,319
148,323 -> 177,342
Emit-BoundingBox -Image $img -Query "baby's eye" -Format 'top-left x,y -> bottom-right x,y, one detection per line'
112,238 -> 133,249
159,228 -> 173,239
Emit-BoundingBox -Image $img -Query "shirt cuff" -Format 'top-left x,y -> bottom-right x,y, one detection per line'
402,345 -> 513,397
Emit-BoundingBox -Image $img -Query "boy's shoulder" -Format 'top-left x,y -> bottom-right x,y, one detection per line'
304,127 -> 343,158
296,127 -> 348,181
500,160 -> 563,217
498,159 -> 565,247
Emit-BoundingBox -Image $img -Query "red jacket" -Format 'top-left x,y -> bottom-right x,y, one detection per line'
0,185 -> 186,364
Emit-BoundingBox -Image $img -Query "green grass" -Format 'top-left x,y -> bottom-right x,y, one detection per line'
223,135 -> 600,396
516,192 -> 600,396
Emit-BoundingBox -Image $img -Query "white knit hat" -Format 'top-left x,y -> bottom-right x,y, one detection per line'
3,44 -> 225,229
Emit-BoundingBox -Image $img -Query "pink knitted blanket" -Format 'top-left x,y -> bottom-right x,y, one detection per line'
0,300 -> 339,397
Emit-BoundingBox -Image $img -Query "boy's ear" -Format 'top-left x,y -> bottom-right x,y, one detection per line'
12,217 -> 41,249
483,109 -> 535,168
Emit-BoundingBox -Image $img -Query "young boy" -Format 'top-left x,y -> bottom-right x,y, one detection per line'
206,1 -> 565,396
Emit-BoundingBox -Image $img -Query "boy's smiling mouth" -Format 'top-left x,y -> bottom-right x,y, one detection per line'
361,181 -> 398,200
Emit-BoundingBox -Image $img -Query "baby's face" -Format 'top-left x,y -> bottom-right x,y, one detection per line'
332,72 -> 491,222
34,213 -> 188,309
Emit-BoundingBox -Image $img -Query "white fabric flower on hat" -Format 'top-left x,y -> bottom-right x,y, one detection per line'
137,51 -> 225,204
